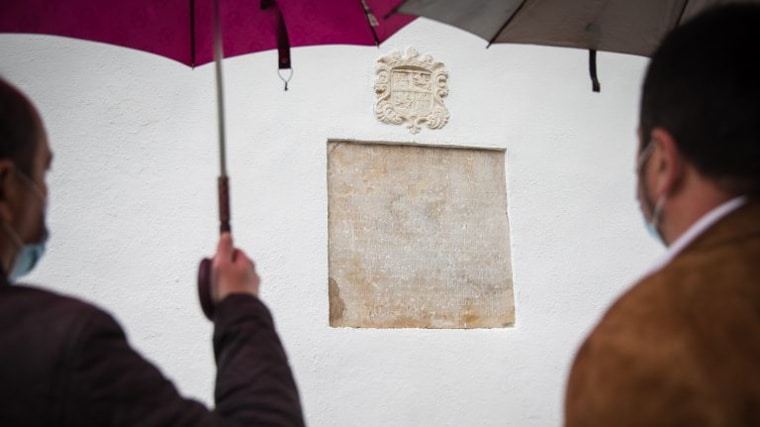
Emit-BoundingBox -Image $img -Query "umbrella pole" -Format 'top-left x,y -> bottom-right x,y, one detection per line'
198,0 -> 230,320
213,0 -> 231,233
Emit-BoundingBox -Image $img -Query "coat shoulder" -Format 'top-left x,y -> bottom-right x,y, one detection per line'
565,208 -> 760,426
0,284 -> 109,327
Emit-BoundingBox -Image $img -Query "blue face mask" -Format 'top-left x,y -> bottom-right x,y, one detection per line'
10,231 -> 48,281
642,196 -> 666,244
643,217 -> 659,241
3,169 -> 48,282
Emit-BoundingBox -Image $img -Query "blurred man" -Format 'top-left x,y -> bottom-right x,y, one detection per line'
565,4 -> 760,427
0,77 -> 305,426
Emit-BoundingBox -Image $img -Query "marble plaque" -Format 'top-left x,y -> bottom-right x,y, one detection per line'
328,141 -> 514,328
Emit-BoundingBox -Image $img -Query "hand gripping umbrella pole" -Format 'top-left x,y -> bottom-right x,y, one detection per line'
198,0 -> 230,320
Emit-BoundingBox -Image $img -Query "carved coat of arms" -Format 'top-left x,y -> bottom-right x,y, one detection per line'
375,48 -> 449,134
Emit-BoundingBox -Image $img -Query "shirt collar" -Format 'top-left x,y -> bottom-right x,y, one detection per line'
641,195 -> 748,278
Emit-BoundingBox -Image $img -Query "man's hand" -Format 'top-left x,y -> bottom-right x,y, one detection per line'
211,232 -> 260,303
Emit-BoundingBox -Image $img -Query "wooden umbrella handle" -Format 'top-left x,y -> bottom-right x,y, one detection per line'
197,257 -> 214,320
218,176 -> 231,233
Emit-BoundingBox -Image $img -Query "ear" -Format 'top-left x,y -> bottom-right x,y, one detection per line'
0,159 -> 17,223
649,127 -> 684,197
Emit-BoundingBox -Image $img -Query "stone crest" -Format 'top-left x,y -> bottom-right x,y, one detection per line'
375,48 -> 449,134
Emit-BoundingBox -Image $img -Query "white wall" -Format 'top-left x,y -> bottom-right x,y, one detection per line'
1,18 -> 660,427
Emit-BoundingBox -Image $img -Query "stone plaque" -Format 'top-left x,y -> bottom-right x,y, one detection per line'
328,141 -> 514,328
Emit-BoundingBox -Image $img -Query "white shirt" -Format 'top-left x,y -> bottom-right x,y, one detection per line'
641,196 -> 748,278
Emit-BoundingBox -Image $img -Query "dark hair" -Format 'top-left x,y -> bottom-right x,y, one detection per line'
639,4 -> 760,196
0,77 -> 39,175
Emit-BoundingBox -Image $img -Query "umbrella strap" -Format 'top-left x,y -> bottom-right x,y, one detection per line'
262,0 -> 292,90
589,50 -> 601,93
360,0 -> 381,45
278,68 -> 293,91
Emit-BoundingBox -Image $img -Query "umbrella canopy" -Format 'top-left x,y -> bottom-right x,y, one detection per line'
0,0 -> 414,67
396,0 -> 759,90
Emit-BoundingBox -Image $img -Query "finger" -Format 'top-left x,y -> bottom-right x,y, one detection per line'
231,248 -> 251,267
216,232 -> 234,261
233,250 -> 258,275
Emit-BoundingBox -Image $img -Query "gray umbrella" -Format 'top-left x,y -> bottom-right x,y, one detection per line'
395,0 -> 758,91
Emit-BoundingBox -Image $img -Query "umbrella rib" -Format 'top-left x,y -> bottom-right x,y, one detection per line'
360,0 -> 381,45
487,0 -> 528,47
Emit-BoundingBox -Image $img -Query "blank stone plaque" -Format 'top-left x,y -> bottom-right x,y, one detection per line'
328,140 -> 514,328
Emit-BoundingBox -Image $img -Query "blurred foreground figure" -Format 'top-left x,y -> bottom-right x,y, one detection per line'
0,77 -> 305,426
565,4 -> 760,426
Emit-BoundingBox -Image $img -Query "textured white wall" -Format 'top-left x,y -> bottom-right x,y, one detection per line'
1,18 -> 660,427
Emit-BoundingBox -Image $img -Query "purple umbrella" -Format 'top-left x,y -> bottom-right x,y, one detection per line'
0,0 -> 415,318
1,0 -> 412,67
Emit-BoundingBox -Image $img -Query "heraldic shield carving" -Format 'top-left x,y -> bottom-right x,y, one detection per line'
375,48 -> 449,134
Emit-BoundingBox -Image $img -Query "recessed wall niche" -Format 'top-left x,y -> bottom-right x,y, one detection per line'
327,140 -> 514,329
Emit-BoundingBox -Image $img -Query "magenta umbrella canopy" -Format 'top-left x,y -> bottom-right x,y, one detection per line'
0,0 -> 415,67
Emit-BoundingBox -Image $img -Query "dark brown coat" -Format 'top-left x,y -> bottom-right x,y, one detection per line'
0,282 -> 305,426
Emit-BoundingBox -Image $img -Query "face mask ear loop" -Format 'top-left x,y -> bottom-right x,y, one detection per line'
652,195 -> 665,225
650,194 -> 668,244
636,141 -> 656,172
636,141 -> 658,219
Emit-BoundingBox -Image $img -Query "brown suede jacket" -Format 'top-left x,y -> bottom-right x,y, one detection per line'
565,200 -> 760,426
0,280 -> 305,427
